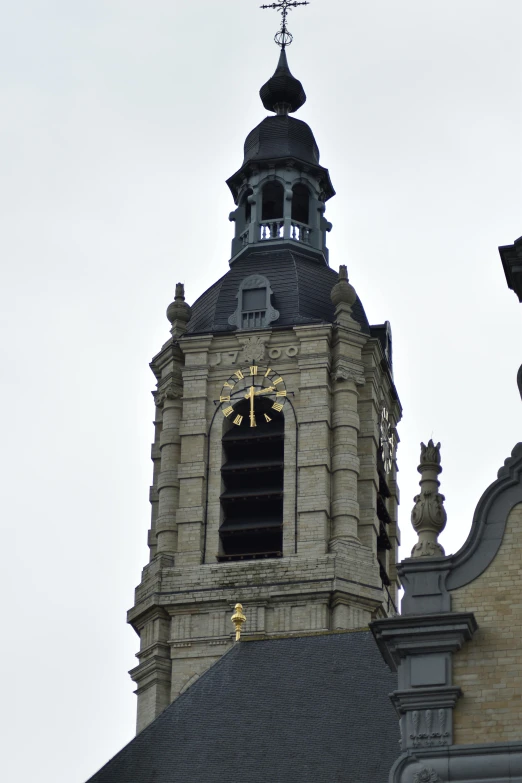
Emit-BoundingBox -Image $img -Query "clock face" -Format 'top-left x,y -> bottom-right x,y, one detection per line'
380,407 -> 396,474
219,365 -> 287,427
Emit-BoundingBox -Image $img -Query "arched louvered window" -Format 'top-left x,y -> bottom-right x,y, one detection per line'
218,397 -> 284,561
376,412 -> 393,587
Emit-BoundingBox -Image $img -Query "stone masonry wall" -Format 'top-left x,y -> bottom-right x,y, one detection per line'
452,503 -> 522,744
131,323 -> 401,729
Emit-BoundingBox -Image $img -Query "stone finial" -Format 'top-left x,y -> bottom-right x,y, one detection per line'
410,439 -> 447,558
231,603 -> 246,641
166,283 -> 192,337
331,265 -> 359,330
331,265 -> 356,307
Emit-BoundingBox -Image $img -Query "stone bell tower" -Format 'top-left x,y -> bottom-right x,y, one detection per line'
127,44 -> 402,733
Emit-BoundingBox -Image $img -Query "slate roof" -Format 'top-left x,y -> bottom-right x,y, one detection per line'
86,630 -> 400,783
243,115 -> 320,167
186,245 -> 371,336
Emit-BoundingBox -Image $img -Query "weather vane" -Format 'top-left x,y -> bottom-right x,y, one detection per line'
260,0 -> 310,49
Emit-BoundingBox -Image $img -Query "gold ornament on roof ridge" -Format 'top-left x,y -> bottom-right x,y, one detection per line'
231,603 -> 246,641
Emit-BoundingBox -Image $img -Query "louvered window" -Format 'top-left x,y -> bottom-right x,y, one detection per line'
218,397 -> 284,561
241,287 -> 267,328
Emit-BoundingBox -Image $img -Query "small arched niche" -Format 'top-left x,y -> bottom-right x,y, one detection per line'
291,183 -> 310,225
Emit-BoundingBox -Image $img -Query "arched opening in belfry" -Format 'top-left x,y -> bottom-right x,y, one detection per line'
291,183 -> 310,225
218,397 -> 284,561
261,181 -> 284,221
242,188 -> 253,225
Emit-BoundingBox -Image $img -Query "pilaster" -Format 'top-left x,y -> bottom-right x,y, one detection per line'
128,605 -> 172,733
176,335 -> 213,566
294,324 -> 332,557
329,321 -> 367,549
155,388 -> 183,555
372,612 -> 478,750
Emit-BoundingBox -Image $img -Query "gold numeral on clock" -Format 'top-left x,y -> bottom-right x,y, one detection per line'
234,370 -> 244,380
233,415 -> 243,426
264,414 -> 272,423
250,366 -> 258,376
276,390 -> 287,397
273,377 -> 283,385
220,395 -> 231,402
223,406 -> 234,417
264,367 -> 272,377
272,403 -> 284,412
223,381 -> 233,389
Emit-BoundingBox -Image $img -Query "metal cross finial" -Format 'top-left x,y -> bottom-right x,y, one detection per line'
260,0 -> 310,48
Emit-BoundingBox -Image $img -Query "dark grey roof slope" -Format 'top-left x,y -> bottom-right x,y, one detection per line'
186,245 -> 370,335
87,631 -> 400,783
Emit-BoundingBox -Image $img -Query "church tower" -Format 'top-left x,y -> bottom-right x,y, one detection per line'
128,33 -> 402,733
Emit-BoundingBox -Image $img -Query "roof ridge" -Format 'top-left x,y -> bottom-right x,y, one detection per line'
241,627 -> 370,642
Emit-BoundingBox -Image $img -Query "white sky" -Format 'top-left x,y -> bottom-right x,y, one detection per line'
1,2 -> 521,781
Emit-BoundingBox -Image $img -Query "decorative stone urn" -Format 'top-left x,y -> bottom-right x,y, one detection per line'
410,440 -> 447,557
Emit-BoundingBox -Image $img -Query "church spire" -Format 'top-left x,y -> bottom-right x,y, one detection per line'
226,3 -> 334,262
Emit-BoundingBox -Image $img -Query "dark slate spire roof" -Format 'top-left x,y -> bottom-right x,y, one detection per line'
86,631 -> 400,783
243,114 -> 320,167
185,245 -> 370,335
259,48 -> 306,114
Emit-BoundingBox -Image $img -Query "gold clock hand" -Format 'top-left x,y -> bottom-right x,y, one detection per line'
249,385 -> 256,427
255,385 -> 276,395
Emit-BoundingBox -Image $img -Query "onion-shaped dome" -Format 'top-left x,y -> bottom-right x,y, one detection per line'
259,48 -> 306,114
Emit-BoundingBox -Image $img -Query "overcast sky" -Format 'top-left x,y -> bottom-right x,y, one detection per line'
1,2 -> 521,781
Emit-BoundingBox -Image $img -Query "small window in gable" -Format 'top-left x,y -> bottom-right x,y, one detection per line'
228,274 -> 280,331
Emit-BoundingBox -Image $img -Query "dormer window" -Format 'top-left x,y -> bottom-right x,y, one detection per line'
242,286 -> 267,328
228,274 -> 280,330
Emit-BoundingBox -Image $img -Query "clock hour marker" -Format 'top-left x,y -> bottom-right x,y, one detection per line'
264,414 -> 272,423
250,366 -> 258,376
233,415 -> 243,426
273,377 -> 283,385
276,390 -> 287,397
223,381 -> 234,389
223,406 -> 234,417
264,368 -> 272,377
272,402 -> 284,412
220,395 -> 231,402
234,370 -> 244,380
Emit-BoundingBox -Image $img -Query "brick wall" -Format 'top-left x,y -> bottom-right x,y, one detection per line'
452,503 -> 522,744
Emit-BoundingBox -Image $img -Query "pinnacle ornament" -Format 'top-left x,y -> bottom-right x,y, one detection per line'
410,440 -> 447,557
